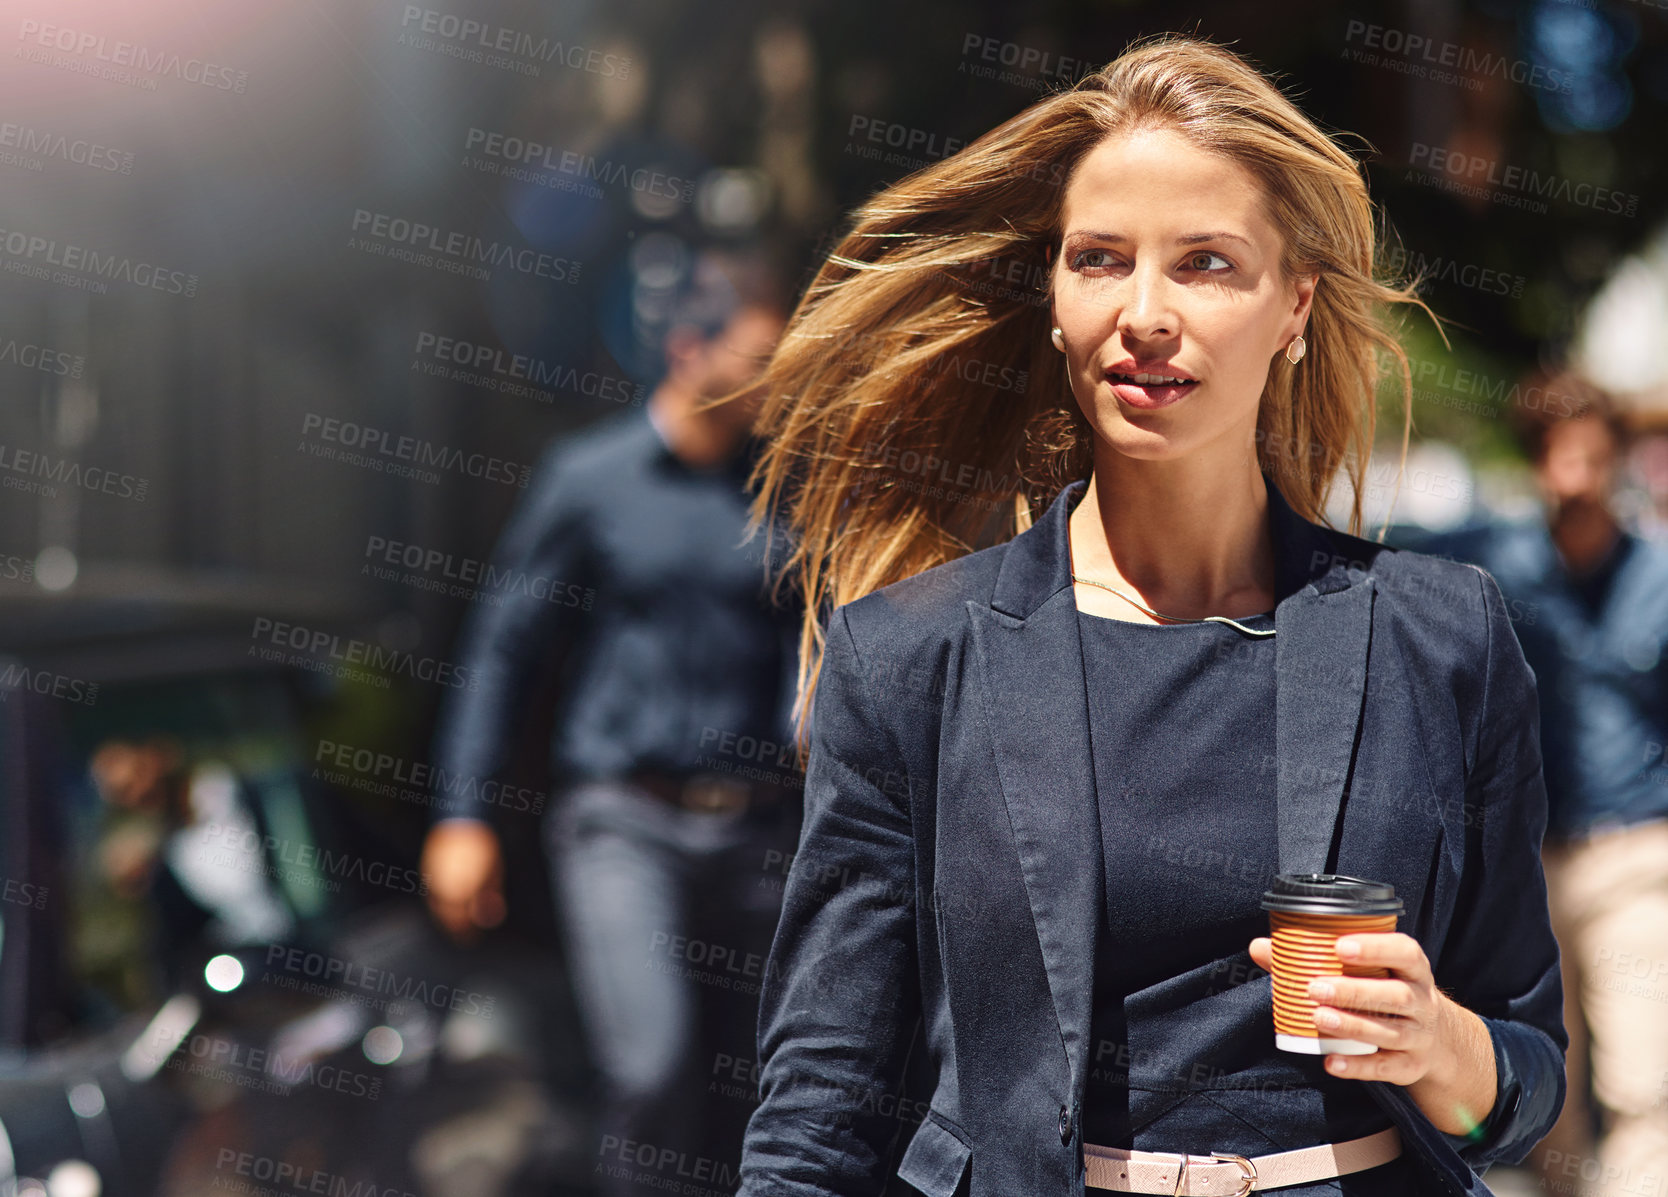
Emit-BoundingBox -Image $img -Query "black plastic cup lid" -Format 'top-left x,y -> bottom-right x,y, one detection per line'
1260,873 -> 1403,916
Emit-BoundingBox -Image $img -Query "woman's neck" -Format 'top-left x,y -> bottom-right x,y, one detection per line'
1068,450 -> 1277,623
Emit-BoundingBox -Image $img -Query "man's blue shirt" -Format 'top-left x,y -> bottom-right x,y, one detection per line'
1391,515 -> 1668,839
430,408 -> 803,820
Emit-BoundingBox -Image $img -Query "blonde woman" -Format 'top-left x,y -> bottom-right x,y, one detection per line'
736,33 -> 1564,1197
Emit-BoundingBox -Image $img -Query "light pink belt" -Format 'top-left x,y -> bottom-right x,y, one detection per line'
1083,1126 -> 1402,1195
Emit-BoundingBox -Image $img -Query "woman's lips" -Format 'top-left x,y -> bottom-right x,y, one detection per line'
1105,372 -> 1200,409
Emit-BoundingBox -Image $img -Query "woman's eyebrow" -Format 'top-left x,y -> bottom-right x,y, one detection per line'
1063,230 -> 1253,248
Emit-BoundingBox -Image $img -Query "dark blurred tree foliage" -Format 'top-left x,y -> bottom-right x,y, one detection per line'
595,0 -> 1666,468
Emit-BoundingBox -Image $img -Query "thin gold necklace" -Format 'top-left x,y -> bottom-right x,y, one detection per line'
1070,574 -> 1277,637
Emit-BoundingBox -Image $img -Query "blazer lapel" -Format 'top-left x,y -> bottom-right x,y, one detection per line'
967,478 -> 1102,1092
1273,563 -> 1377,875
966,472 -> 1379,1095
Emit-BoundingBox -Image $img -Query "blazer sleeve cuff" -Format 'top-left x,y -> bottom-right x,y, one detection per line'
1436,1015 -> 1558,1169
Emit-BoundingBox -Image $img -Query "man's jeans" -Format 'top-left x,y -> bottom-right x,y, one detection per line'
547,777 -> 801,1197
1534,818 -> 1668,1197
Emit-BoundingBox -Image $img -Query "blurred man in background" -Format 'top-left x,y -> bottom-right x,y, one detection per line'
1394,369 -> 1668,1197
419,245 -> 803,1197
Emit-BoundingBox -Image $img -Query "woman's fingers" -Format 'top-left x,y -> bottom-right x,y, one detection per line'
1310,1001 -> 1420,1050
1322,1047 -> 1422,1084
1308,976 -> 1430,1027
1334,932 -> 1434,984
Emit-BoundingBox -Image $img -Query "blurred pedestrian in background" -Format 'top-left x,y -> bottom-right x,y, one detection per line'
82,735 -> 294,1006
419,244 -> 804,1196
1393,369 -> 1668,1197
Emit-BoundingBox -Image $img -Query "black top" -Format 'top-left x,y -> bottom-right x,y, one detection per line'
431,409 -> 803,818
1076,604 -> 1416,1194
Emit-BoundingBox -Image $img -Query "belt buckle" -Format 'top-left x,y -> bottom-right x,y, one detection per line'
1166,1153 -> 1187,1197
1210,1152 -> 1257,1196
680,772 -> 749,816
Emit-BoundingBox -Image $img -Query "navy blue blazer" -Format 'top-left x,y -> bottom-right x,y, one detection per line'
737,476 -> 1566,1197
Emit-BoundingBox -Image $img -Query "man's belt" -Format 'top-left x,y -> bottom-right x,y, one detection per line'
625,768 -> 797,816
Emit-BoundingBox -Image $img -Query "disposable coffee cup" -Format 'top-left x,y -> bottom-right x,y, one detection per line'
1260,873 -> 1403,1056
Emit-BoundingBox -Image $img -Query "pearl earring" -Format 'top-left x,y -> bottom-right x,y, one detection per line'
1051,326 -> 1065,353
1285,334 -> 1306,365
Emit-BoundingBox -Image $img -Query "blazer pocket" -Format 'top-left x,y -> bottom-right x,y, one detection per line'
896,1111 -> 972,1197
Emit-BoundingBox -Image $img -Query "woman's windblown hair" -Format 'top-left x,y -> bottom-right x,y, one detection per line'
745,31 -> 1446,750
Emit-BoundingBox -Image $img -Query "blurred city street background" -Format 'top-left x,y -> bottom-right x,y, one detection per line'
1,1 -> 1665,1195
